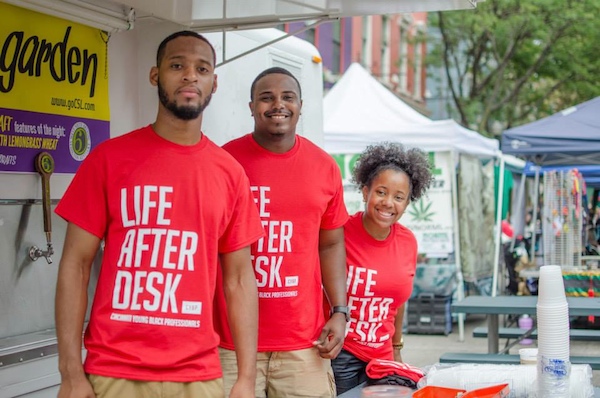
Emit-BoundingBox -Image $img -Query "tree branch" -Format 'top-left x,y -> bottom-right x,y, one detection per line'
492,22 -> 572,112
473,20 -> 530,97
513,75 -> 572,123
438,11 -> 468,124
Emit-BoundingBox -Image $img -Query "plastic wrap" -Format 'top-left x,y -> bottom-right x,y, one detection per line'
418,363 -> 594,398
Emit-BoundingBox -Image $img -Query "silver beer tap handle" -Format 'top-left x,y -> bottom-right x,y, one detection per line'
29,243 -> 54,264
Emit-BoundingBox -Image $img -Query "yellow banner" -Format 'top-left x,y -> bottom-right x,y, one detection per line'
0,2 -> 110,121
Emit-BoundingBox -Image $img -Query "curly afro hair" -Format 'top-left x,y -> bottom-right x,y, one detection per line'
352,142 -> 433,202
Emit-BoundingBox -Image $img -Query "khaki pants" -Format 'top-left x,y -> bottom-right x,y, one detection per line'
88,374 -> 224,398
219,347 -> 336,398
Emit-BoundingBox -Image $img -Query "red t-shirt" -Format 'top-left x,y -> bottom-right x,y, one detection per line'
55,126 -> 263,382
216,134 -> 348,351
343,212 -> 417,362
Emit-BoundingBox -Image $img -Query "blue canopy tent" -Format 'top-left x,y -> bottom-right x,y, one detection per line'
524,163 -> 600,188
501,96 -> 600,166
501,97 -> 600,272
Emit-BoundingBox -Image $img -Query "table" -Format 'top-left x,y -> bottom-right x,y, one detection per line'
451,296 -> 600,353
337,382 -> 366,398
338,384 -> 600,397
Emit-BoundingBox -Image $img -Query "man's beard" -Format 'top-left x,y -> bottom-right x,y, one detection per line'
158,80 -> 212,121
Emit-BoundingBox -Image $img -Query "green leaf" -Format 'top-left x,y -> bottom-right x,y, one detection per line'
428,0 -> 600,137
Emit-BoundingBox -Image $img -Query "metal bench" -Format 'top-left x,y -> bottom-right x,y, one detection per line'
439,352 -> 600,370
472,327 -> 600,341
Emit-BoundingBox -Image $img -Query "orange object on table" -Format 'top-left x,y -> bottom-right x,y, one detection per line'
462,383 -> 510,397
412,386 -> 465,398
413,383 -> 509,398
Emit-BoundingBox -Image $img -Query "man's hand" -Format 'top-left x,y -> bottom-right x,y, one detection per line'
313,312 -> 346,359
57,375 -> 95,398
229,377 -> 256,398
317,227 -> 347,359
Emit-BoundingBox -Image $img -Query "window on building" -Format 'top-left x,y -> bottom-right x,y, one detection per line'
413,25 -> 425,99
362,16 -> 372,69
381,16 -> 391,83
398,21 -> 409,92
414,39 -> 423,99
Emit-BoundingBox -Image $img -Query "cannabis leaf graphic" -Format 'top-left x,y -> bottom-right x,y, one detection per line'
408,199 -> 435,222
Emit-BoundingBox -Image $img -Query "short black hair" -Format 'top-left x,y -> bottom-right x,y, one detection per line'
156,31 -> 216,67
353,142 -> 433,202
250,67 -> 302,100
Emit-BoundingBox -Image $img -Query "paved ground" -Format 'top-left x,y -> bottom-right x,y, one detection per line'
400,313 -> 600,386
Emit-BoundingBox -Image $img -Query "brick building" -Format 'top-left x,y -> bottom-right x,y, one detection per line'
284,13 -> 428,114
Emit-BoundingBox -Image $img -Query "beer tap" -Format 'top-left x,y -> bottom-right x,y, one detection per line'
29,152 -> 55,264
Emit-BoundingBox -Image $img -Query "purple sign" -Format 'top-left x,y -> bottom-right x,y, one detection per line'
0,108 -> 109,174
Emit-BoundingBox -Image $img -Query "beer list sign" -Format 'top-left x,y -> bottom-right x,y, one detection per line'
0,2 -> 110,173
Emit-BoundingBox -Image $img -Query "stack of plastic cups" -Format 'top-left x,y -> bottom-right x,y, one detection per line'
536,265 -> 571,397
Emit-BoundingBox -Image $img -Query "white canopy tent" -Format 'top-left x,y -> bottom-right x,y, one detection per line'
324,63 -> 499,157
323,63 -> 501,341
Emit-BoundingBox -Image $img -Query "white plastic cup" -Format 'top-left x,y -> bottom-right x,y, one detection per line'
538,339 -> 570,362
519,348 -> 538,365
536,287 -> 571,365
538,330 -> 570,352
537,265 -> 567,305
536,301 -> 569,312
537,327 -> 570,337
539,265 -> 563,277
537,347 -> 569,358
537,357 -> 571,397
536,301 -> 568,312
537,349 -> 569,362
537,304 -> 570,361
536,320 -> 570,333
536,311 -> 569,322
538,337 -> 570,349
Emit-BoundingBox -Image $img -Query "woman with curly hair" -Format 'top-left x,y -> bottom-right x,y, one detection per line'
332,142 -> 433,394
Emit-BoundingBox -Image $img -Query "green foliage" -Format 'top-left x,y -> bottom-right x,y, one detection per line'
428,0 -> 600,138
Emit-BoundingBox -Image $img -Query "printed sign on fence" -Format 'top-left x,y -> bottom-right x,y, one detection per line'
333,151 -> 455,256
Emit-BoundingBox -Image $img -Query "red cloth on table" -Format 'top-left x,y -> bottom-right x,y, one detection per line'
365,358 -> 425,383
